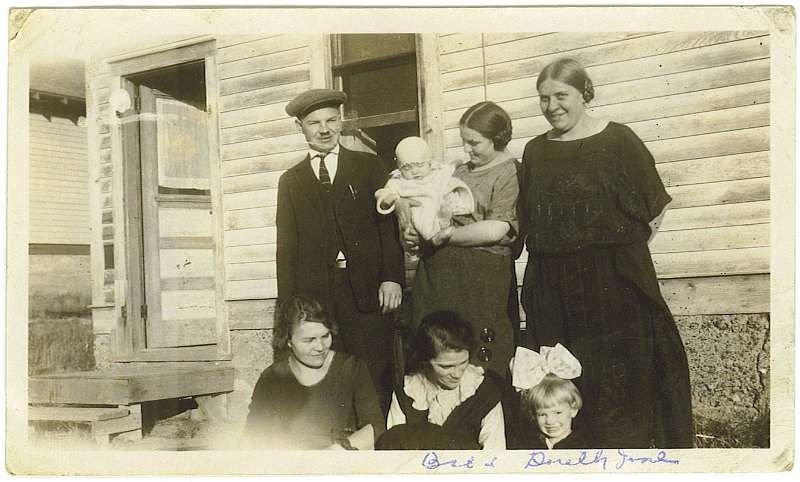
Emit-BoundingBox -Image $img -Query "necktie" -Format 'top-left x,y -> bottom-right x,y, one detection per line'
317,152 -> 332,195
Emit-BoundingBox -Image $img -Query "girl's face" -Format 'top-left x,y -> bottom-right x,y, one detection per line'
535,401 -> 579,442
427,349 -> 470,390
288,321 -> 332,368
460,126 -> 498,167
538,78 -> 587,136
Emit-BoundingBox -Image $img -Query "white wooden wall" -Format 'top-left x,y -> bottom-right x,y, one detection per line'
88,31 -> 770,339
436,31 -> 770,315
216,35 -> 314,328
29,114 -> 90,246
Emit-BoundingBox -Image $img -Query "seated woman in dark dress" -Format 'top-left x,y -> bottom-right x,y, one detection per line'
377,311 -> 508,450
243,295 -> 385,450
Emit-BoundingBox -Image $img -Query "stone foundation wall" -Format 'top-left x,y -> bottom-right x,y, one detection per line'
676,313 -> 770,446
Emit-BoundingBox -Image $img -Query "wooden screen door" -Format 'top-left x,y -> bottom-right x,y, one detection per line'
135,75 -> 218,349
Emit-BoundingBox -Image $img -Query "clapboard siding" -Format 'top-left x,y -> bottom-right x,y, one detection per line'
446,36 -> 769,107
658,152 -> 769,187
221,151 -> 304,177
436,31 -> 769,315
218,46 -> 309,81
222,170 -> 283,194
88,31 -> 770,328
217,35 -> 309,64
216,35 -> 313,302
649,224 -> 769,254
225,227 -> 276,247
29,114 -> 90,245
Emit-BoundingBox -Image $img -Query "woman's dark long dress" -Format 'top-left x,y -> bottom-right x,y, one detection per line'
411,159 -> 519,377
519,122 -> 693,448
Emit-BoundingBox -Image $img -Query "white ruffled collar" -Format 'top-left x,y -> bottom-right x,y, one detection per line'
403,364 -> 485,425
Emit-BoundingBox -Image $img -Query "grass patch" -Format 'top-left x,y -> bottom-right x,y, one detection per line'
29,317 -> 95,376
693,411 -> 770,448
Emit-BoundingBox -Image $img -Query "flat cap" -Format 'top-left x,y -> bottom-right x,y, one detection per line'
285,89 -> 347,119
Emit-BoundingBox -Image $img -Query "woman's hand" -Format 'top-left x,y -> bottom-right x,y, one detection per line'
430,226 -> 455,247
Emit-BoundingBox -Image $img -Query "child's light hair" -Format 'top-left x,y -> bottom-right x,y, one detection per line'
521,373 -> 583,421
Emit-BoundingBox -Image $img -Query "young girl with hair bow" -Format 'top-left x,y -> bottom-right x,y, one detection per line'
510,344 -> 595,449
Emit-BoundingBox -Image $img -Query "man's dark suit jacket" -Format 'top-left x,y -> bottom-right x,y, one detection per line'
276,146 -> 404,314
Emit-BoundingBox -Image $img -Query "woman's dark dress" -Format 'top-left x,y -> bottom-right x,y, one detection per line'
376,369 -> 506,450
411,159 -> 520,376
519,122 -> 693,448
243,352 -> 386,450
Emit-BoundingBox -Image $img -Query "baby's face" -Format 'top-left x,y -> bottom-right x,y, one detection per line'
397,159 -> 432,180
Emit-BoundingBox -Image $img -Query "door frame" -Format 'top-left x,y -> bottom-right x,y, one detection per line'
108,38 -> 229,361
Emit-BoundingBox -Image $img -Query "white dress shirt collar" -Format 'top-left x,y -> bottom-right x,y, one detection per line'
309,145 -> 340,182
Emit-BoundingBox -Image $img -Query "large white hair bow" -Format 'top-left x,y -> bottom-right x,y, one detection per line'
511,343 -> 582,391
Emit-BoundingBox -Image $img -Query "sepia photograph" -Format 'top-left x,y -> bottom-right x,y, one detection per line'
4,3 -> 795,476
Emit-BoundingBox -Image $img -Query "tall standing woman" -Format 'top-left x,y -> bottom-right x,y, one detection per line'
518,58 -> 693,448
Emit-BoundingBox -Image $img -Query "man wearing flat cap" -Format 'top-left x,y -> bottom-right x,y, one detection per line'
276,88 -> 404,410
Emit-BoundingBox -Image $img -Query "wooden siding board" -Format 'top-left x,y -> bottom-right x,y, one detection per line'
483,33 -> 552,45
220,100 -> 295,129
221,117 -> 298,145
227,298 -> 276,329
220,81 -> 310,113
219,63 -> 310,96
224,227 -> 276,247
218,35 -> 309,64
439,48 -> 485,74
218,47 -> 309,80
225,244 -> 276,264
441,66 -> 485,93
486,31 -> 767,86
651,247 -> 769,278
660,201 -> 770,232
596,59 -> 770,108
628,104 -> 770,142
226,279 -> 278,300
659,274 -> 769,315
224,206 -> 277,230
646,126 -> 769,163
666,177 -> 770,210
658,152 -> 769,187
226,261 -> 277,281
439,33 -> 483,54
484,32 -> 659,65
587,35 -> 769,88
222,170 -> 283,194
224,188 -> 278,211
222,151 -> 303,177
649,223 -> 769,254
220,132 -> 306,161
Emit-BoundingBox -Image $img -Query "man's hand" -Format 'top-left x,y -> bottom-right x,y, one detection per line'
401,225 -> 421,254
378,281 -> 402,314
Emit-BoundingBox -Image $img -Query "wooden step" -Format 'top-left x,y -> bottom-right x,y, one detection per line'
29,366 -> 234,405
28,405 -> 143,445
28,406 -> 129,422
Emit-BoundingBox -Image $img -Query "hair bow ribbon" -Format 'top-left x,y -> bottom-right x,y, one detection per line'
511,343 -> 582,391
